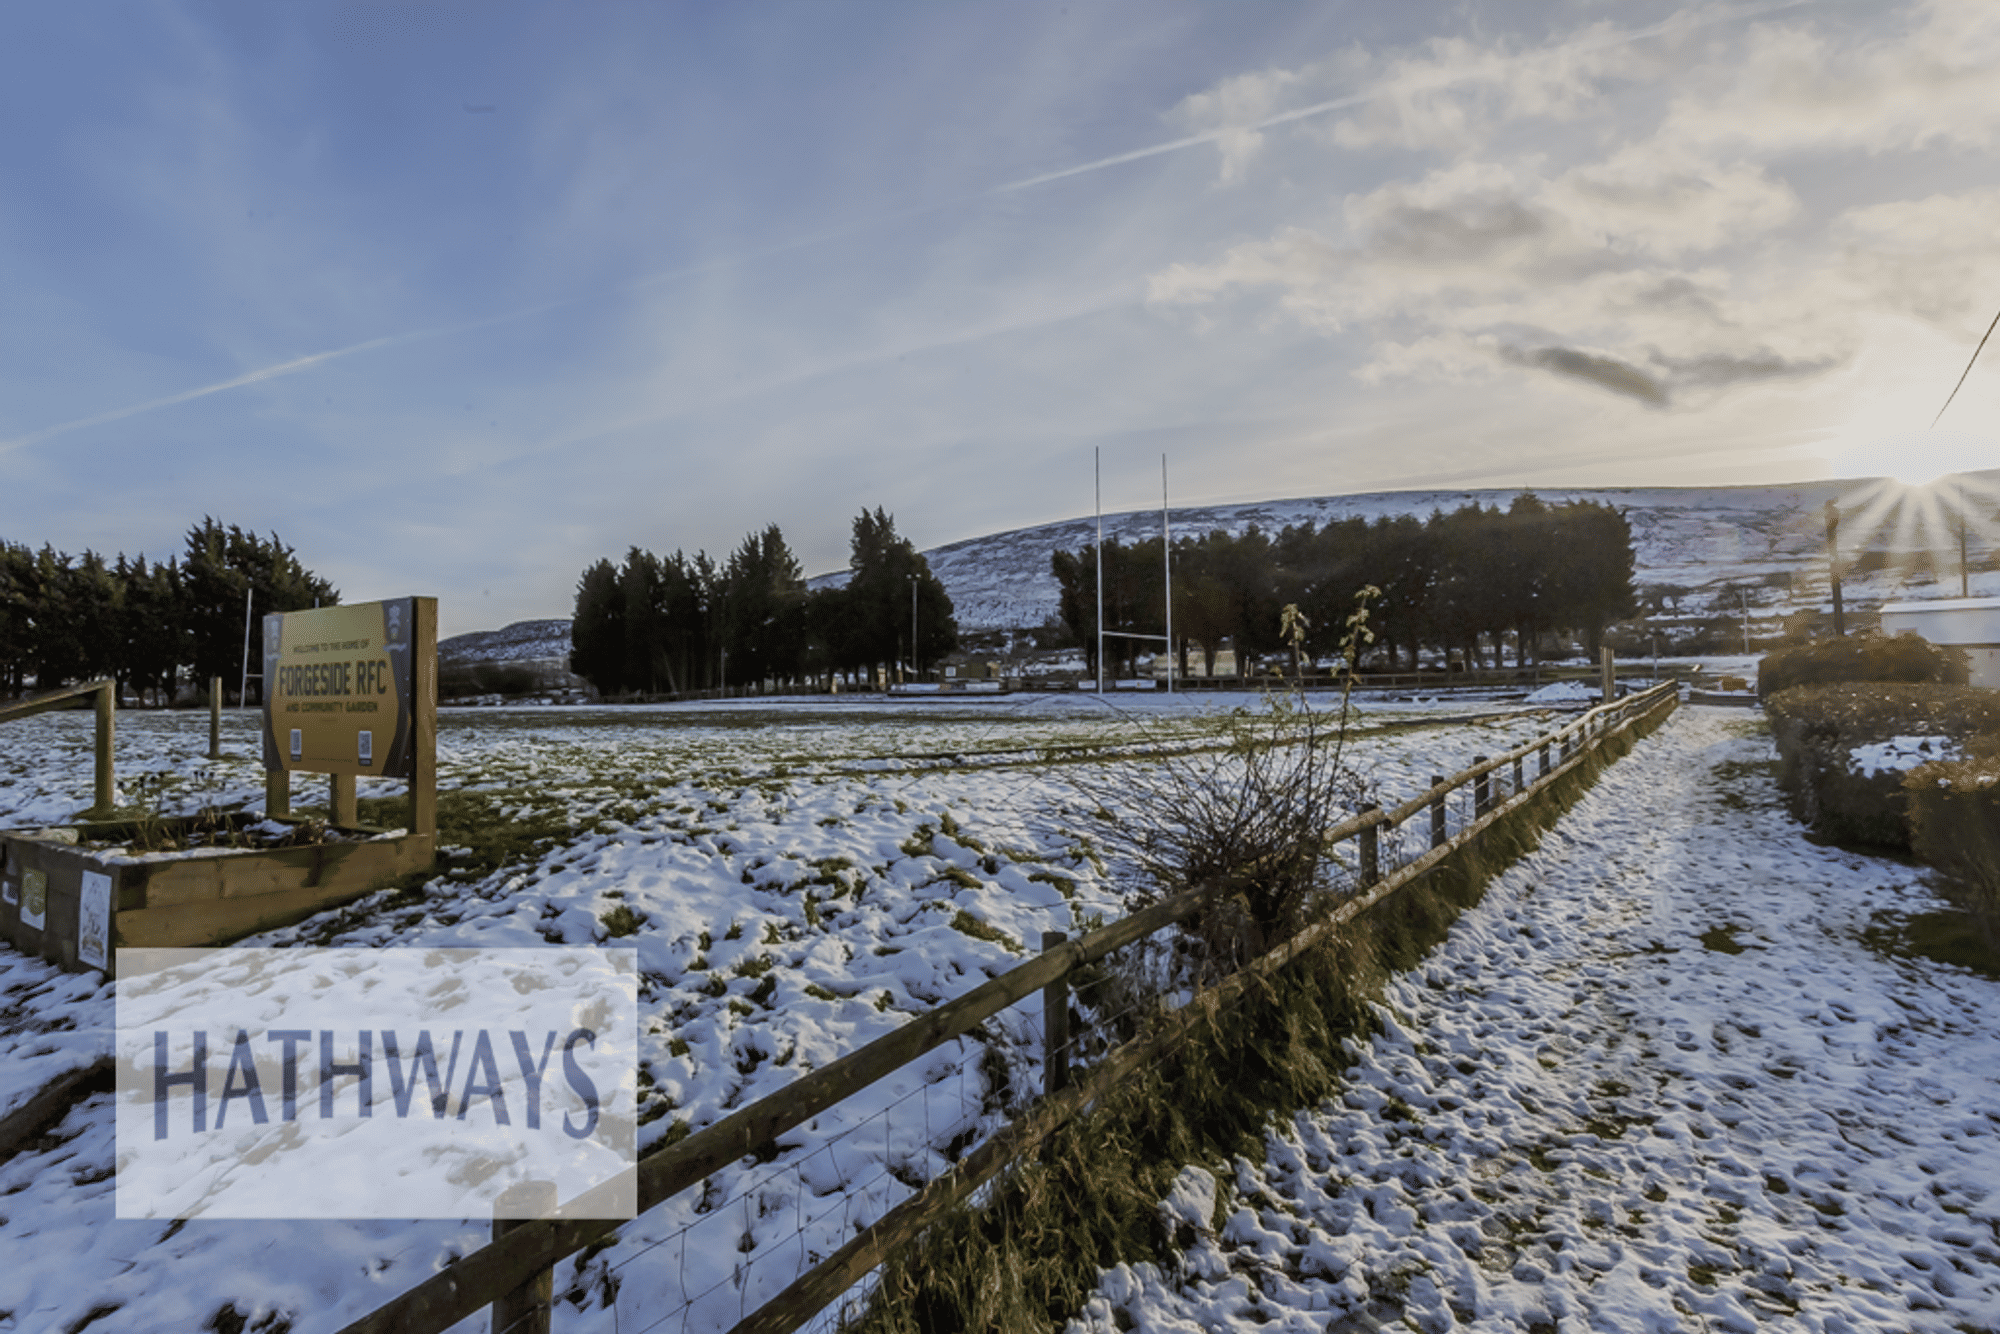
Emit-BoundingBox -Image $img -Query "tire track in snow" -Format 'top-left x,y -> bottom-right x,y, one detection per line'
1071,707 -> 2000,1334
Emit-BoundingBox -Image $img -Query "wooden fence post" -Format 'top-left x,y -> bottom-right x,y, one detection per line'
1600,646 -> 1615,705
88,681 -> 115,820
1472,757 -> 1490,818
492,1180 -> 558,1334
331,773 -> 359,828
1539,738 -> 1550,777
1042,931 -> 1069,1095
1357,806 -> 1379,887
411,597 -> 439,842
209,676 -> 222,760
1512,754 -> 1524,796
1429,776 -> 1447,849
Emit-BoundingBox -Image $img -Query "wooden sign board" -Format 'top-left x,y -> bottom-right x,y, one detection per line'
259,596 -> 437,840
262,598 -> 421,778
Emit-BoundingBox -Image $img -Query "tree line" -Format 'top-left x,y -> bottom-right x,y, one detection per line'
1052,494 -> 1636,676
0,518 -> 338,702
569,508 -> 957,696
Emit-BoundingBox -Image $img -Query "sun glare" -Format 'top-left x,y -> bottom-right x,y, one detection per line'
1828,428 -> 1997,488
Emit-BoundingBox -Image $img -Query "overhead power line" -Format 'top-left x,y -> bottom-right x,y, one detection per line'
1932,304 -> 2000,429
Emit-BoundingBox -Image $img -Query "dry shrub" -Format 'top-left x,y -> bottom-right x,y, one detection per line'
1073,695 -> 1375,970
1757,632 -> 1967,701
1073,594 -> 1382,971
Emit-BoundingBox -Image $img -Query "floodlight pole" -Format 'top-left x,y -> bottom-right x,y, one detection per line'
238,584 -> 253,707
910,574 -> 919,683
1162,454 -> 1173,695
1095,447 -> 1104,697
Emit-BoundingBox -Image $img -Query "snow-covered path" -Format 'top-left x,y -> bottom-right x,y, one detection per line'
1074,707 -> 2000,1334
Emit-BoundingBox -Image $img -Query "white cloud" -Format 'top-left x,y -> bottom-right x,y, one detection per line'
1657,0 -> 2000,154
1325,26 -> 1645,154
1144,3 -> 2000,416
1168,66 -> 1309,182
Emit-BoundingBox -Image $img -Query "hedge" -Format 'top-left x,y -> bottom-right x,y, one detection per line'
1764,683 -> 2000,849
1906,741 -> 2000,950
1757,633 -> 1968,701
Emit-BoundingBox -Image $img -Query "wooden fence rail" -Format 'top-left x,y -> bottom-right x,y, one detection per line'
0,679 -> 115,819
334,681 -> 1680,1334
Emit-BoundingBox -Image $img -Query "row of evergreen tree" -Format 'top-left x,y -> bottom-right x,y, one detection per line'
1053,495 -> 1636,676
0,519 -> 338,702
569,508 -> 958,696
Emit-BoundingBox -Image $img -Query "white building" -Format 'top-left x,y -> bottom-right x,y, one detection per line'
1879,597 -> 2000,688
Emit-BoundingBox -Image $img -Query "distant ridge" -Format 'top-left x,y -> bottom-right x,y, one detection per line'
449,476 -> 1997,658
853,478 -> 1927,631
439,618 -> 571,665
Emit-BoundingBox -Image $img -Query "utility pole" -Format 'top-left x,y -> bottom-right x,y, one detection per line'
1825,499 -> 1846,637
1946,477 -> 1972,597
910,573 -> 919,684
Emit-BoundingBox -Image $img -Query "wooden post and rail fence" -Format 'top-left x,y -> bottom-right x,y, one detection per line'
332,678 -> 1680,1334
0,679 -> 117,820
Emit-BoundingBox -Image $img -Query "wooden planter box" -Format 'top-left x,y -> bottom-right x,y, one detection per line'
0,819 -> 434,977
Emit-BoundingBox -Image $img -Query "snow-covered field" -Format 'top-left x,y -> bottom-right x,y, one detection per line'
3,699 -> 1992,1333
0,691 -> 1560,1334
1071,708 -> 2000,1334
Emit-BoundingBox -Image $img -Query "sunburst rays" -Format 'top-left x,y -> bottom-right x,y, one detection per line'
1834,472 -> 2000,597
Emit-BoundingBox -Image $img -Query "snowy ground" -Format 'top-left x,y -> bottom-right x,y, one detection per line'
1070,707 -> 2000,1334
0,691 -> 1564,1334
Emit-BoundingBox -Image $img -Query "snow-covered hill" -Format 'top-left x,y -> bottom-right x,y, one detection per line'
912,483 -> 1850,631
452,476 -> 2000,655
438,618 -> 572,666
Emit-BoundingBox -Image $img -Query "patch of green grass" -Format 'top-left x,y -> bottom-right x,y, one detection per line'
1026,870 -> 1077,899
599,904 -> 644,938
357,788 -> 578,889
938,865 -> 984,892
1381,1096 -> 1421,1125
1699,924 -> 1749,955
1860,909 -> 2000,979
949,910 -> 1020,953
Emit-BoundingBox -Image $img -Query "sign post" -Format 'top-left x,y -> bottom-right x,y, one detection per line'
261,597 -> 438,842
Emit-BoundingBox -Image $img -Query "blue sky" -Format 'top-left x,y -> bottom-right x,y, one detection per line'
6,0 -> 2000,637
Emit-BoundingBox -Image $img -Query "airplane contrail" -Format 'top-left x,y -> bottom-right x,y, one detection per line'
3,0 -> 1810,454
0,303 -> 567,456
988,0 -> 1810,195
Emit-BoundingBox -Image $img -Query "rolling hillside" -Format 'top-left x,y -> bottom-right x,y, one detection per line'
450,475 -> 2000,661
